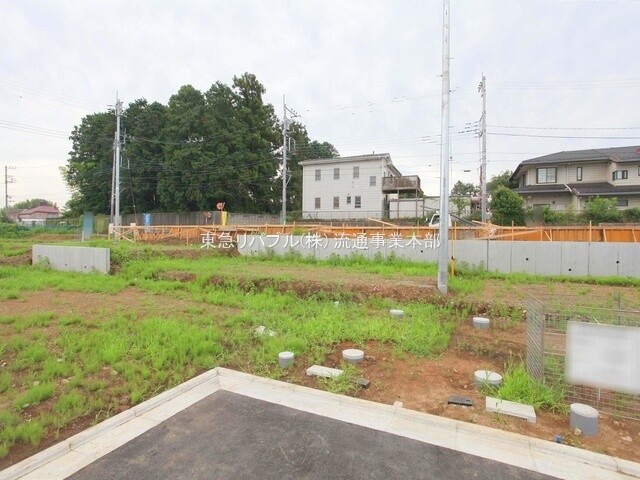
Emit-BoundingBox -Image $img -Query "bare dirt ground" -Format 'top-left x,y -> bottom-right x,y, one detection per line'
1,253 -> 639,468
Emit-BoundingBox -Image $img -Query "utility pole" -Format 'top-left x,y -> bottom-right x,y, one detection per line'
114,94 -> 123,229
479,75 -> 488,222
438,0 -> 451,295
110,131 -> 117,224
281,97 -> 299,225
4,166 -> 16,208
282,95 -> 288,225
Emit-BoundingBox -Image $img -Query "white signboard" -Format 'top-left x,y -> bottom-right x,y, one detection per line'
566,321 -> 640,394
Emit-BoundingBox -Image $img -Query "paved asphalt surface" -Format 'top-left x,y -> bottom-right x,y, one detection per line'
68,391 -> 559,480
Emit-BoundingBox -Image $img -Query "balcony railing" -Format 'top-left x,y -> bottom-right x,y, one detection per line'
382,175 -> 421,192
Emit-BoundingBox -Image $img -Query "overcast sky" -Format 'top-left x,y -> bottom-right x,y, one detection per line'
2,0 -> 640,210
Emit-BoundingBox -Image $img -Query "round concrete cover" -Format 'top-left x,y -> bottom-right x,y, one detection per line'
342,349 -> 364,363
279,351 -> 294,361
474,370 -> 502,386
389,309 -> 405,318
571,403 -> 598,418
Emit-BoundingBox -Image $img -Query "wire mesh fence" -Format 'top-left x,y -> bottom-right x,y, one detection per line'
526,293 -> 640,421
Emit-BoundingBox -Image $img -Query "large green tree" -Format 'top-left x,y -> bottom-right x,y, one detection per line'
121,99 -> 167,213
157,85 -> 210,211
450,181 -> 477,217
490,186 -> 525,225
63,111 -> 116,216
63,73 -> 335,215
487,170 -> 518,196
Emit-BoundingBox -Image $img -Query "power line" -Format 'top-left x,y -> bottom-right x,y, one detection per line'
488,132 -> 640,140
488,124 -> 640,131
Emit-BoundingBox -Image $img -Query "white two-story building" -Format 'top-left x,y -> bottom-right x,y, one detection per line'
299,153 -> 423,220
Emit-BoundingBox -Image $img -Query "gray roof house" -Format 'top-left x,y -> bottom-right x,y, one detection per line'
510,145 -> 640,211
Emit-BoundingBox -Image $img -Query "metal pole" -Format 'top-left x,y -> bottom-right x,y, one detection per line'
438,0 -> 451,294
110,131 -> 116,224
281,95 -> 287,225
480,74 -> 488,222
114,94 -> 123,229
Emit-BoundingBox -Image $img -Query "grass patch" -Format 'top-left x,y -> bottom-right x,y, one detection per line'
493,360 -> 568,413
13,383 -> 55,410
1,238 -> 636,462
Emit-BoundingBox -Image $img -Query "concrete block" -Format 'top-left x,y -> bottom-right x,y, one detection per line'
533,242 -> 562,276
588,243 -> 619,277
486,397 -> 536,423
618,243 -> 640,278
454,240 -> 488,270
487,242 -> 511,273
561,242 -> 589,276
306,365 -> 344,378
32,245 -> 109,274
511,241 -> 536,274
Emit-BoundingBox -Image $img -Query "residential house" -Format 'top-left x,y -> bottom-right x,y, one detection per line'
18,205 -> 61,226
510,145 -> 640,211
299,153 -> 422,220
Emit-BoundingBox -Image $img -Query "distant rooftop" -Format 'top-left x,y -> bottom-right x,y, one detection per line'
512,145 -> 640,179
299,153 -> 402,176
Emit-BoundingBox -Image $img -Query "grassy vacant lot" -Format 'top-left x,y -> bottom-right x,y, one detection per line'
1,235 -> 639,465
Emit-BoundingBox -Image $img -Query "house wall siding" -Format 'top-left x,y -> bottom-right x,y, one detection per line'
577,163 -> 608,183
608,162 -> 640,186
524,193 -> 572,210
524,162 -> 615,185
302,158 -> 397,219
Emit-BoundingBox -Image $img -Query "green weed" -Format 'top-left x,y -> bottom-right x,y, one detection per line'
493,360 -> 567,413
0,371 -> 11,393
14,383 -> 55,410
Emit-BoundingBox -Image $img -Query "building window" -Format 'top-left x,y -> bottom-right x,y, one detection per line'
612,170 -> 628,181
576,167 -> 582,182
315,169 -> 321,181
617,198 -> 629,207
353,166 -> 359,179
346,195 -> 351,205
536,167 -> 557,184
314,197 -> 321,209
333,196 -> 340,209
354,196 -> 362,208
369,176 -> 376,187
333,168 -> 340,180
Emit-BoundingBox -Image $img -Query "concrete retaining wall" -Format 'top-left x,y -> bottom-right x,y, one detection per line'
32,245 -> 110,274
237,235 -> 640,278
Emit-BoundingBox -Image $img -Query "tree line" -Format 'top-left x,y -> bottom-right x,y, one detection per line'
62,73 -> 337,217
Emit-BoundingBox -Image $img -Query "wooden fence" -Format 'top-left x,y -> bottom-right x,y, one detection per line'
109,223 -> 640,244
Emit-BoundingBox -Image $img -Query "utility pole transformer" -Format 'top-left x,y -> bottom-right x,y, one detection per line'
479,75 -> 488,222
437,0 -> 451,295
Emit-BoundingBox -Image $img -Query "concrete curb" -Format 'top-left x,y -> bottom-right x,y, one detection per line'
2,368 -> 639,480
